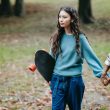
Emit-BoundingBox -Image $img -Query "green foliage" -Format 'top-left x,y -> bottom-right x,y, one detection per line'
24,0 -> 72,4
100,106 -> 108,110
93,0 -> 110,18
0,44 -> 35,65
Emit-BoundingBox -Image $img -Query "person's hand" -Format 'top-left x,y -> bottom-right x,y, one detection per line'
27,64 -> 36,73
108,78 -> 110,83
47,81 -> 52,94
101,72 -> 107,78
101,73 -> 109,86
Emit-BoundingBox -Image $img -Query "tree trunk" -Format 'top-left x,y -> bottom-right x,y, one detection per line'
14,0 -> 25,16
78,0 -> 94,24
0,0 -> 12,16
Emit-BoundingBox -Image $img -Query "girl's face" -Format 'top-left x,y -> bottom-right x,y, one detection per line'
58,10 -> 72,28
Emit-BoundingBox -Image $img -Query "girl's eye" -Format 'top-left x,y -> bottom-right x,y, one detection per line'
63,16 -> 67,18
59,16 -> 67,18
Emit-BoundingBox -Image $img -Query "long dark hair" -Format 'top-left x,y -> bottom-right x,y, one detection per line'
50,7 -> 82,57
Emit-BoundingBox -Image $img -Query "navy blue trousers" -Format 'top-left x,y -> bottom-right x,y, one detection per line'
50,74 -> 85,110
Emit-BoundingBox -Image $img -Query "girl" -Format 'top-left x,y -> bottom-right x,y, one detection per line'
49,7 -> 103,110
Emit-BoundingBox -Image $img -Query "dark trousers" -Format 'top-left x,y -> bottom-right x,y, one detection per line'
50,74 -> 85,110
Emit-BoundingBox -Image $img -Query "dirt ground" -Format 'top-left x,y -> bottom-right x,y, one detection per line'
0,30 -> 110,110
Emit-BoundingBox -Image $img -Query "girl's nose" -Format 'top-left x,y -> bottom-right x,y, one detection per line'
60,19 -> 63,23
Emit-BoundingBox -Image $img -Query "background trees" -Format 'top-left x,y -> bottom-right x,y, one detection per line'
0,0 -> 24,17
0,0 -> 12,16
78,0 -> 94,24
0,0 -> 96,24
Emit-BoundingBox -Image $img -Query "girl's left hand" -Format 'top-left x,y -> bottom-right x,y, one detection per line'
101,74 -> 109,86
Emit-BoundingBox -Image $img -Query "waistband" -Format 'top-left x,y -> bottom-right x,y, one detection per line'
53,73 -> 81,77
52,73 -> 82,82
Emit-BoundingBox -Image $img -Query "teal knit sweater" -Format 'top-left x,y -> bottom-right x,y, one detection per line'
49,33 -> 103,78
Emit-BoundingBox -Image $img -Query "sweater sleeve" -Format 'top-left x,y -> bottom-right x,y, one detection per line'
80,34 -> 103,78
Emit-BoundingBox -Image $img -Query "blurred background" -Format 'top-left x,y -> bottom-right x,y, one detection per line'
0,0 -> 110,110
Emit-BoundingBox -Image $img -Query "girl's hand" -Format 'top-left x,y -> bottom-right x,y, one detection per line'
101,72 -> 107,78
101,74 -> 109,86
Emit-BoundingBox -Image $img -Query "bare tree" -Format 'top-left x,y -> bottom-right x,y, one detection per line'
78,0 -> 94,24
0,0 -> 12,16
14,0 -> 25,16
